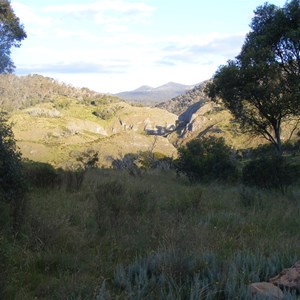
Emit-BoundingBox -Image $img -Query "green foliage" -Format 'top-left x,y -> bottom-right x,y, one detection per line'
62,170 -> 86,192
242,156 -> 299,192
137,151 -> 173,170
52,96 -> 71,109
176,136 -> 239,182
0,0 -> 27,73
0,74 -> 119,112
23,161 -> 58,188
76,149 -> 99,169
94,180 -> 153,233
239,186 -> 264,208
2,169 -> 300,299
111,151 -> 173,176
206,0 -> 300,155
92,105 -> 122,120
0,112 -> 26,230
112,153 -> 142,176
111,250 -> 297,299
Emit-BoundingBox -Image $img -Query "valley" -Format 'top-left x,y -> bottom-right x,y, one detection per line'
1,74 -> 271,169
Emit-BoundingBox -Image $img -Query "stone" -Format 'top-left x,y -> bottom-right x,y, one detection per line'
248,282 -> 283,299
269,261 -> 300,291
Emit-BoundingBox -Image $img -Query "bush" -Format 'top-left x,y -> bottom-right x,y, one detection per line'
242,156 -> 299,192
0,113 -> 27,230
76,149 -> 99,169
23,161 -> 58,188
112,153 -> 142,176
92,105 -> 122,120
175,136 -> 239,183
62,170 -> 86,192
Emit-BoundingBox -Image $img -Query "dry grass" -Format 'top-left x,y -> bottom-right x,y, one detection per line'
2,169 -> 300,299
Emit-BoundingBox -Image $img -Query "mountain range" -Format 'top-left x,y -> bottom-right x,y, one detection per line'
115,82 -> 196,105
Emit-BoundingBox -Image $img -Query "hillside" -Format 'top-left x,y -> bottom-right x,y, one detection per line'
161,80 -> 299,150
3,74 -> 298,169
0,74 -> 118,112
0,74 -> 176,168
156,80 -> 209,115
10,99 -> 177,168
115,82 -> 195,105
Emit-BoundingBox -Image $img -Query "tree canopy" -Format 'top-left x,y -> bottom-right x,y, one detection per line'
176,136 -> 239,183
206,0 -> 300,155
0,0 -> 26,73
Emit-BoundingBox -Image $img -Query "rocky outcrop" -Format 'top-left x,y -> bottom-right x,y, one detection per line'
176,102 -> 221,139
269,261 -> 300,291
249,261 -> 300,299
248,282 -> 283,299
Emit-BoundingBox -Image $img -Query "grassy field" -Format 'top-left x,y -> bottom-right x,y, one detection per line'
1,168 -> 300,299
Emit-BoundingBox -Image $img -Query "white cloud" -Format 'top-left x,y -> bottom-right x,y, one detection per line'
43,1 -> 155,15
12,2 -> 52,27
17,61 -> 128,74
157,33 -> 246,66
11,1 -> 249,94
43,0 -> 155,27
51,28 -> 97,40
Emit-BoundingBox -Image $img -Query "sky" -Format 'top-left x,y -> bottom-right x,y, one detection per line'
11,0 -> 288,94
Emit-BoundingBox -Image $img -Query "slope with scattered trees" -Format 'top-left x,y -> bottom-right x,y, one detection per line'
0,74 -> 119,112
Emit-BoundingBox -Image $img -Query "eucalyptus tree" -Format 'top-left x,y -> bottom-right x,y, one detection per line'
206,0 -> 300,155
0,0 -> 26,230
0,0 -> 26,73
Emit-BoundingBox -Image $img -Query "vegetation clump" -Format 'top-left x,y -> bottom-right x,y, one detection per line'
92,104 -> 123,120
0,113 -> 27,230
242,156 -> 299,192
176,136 -> 239,183
206,0 -> 300,155
23,161 -> 58,188
0,0 -> 27,73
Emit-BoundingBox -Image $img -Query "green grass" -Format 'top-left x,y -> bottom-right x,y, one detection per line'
1,169 -> 300,299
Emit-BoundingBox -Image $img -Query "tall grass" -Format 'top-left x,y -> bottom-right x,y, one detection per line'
2,169 -> 300,299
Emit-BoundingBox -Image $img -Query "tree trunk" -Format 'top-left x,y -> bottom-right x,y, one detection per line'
274,125 -> 282,156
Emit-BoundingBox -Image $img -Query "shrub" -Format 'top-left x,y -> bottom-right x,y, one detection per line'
242,156 -> 299,192
175,136 -> 239,183
112,153 -> 142,176
239,186 -> 264,208
94,180 -> 127,232
23,161 -> 58,188
138,151 -> 174,170
0,113 -> 27,230
110,250 -> 296,299
76,149 -> 99,169
62,170 -> 86,192
26,107 -> 61,118
92,105 -> 122,120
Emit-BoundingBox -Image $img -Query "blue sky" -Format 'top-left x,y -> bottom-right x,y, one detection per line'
11,0 -> 287,93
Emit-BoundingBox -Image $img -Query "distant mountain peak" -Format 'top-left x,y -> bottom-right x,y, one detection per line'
156,80 -> 210,115
115,82 -> 197,104
133,85 -> 154,92
155,82 -> 192,91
